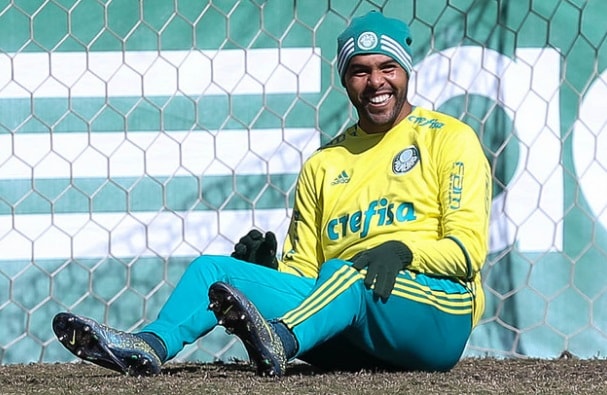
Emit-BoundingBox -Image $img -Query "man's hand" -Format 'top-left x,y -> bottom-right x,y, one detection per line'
351,240 -> 413,301
231,230 -> 278,269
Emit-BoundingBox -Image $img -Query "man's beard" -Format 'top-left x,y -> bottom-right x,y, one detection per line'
360,90 -> 407,130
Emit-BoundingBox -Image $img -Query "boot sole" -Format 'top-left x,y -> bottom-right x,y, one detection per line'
208,282 -> 284,377
52,312 -> 160,376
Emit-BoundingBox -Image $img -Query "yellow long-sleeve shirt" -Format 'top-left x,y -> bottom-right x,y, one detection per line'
277,106 -> 492,325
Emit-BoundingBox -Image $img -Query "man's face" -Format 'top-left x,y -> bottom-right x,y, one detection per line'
343,54 -> 412,134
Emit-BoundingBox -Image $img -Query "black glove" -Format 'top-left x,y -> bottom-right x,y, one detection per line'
231,230 -> 278,269
351,240 -> 413,301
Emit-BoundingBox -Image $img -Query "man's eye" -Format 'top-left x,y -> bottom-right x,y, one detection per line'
350,69 -> 368,76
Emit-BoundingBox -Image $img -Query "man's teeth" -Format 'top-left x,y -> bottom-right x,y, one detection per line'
369,94 -> 390,104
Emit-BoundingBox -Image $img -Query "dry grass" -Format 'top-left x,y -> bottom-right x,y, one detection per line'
2,357 -> 607,394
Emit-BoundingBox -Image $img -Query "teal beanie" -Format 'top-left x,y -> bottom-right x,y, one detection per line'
337,11 -> 413,83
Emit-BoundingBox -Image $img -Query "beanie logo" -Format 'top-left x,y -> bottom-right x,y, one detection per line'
357,32 -> 378,50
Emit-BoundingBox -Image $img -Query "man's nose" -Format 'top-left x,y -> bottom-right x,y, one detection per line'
367,69 -> 384,88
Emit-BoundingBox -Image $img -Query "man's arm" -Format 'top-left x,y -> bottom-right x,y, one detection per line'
407,124 -> 492,280
277,159 -> 325,278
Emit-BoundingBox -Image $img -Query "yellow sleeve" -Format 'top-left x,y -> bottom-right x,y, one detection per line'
276,156 -> 324,278
407,123 -> 492,281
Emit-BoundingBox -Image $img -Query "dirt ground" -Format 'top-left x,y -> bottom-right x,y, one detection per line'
1,356 -> 607,395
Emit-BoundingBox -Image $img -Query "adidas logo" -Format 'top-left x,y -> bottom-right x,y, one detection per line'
331,170 -> 350,185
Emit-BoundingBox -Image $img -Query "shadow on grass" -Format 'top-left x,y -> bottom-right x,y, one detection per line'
161,360 -> 325,377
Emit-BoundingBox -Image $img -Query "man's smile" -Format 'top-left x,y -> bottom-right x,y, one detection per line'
368,93 -> 392,105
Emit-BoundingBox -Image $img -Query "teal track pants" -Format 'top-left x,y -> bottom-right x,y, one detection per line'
142,255 -> 473,371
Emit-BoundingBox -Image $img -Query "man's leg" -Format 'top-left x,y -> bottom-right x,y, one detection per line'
53,255 -> 315,375
142,255 -> 314,360
207,258 -> 367,377
286,266 -> 474,372
361,271 -> 473,371
208,258 -> 474,375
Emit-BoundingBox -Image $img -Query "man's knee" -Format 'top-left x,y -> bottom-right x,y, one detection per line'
183,255 -> 233,278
